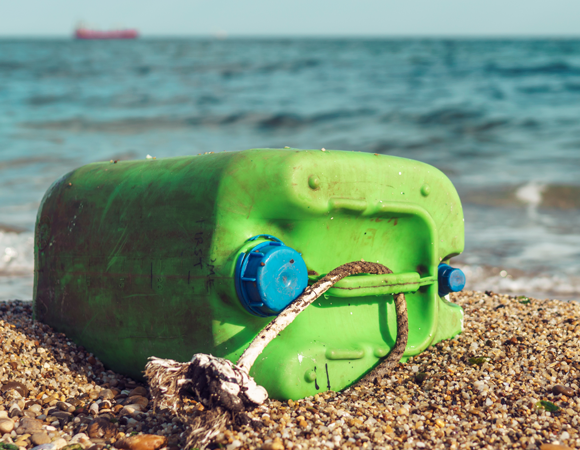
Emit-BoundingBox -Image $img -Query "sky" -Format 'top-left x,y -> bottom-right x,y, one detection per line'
1,0 -> 580,37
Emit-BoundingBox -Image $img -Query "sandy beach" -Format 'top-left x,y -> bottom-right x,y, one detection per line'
0,291 -> 578,450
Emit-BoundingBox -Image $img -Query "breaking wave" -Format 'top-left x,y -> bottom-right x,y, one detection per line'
0,229 -> 34,277
457,263 -> 580,301
0,229 -> 34,301
463,183 -> 580,211
22,108 -> 377,133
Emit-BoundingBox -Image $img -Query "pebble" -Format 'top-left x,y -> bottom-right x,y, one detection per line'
4,294 -> 580,449
28,404 -> 42,415
0,381 -> 29,398
30,445 -> 57,450
30,432 -> 51,446
98,389 -> 115,400
17,418 -> 44,434
0,418 -> 14,433
69,433 -> 89,444
262,440 -> 284,450
540,445 -> 574,450
119,405 -> 142,416
126,396 -> 148,408
128,387 -> 147,397
88,417 -> 117,439
52,439 -> 67,449
8,404 -> 21,418
552,385 -> 575,397
114,434 -> 167,450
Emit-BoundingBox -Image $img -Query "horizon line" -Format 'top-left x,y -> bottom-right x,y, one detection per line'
2,33 -> 580,40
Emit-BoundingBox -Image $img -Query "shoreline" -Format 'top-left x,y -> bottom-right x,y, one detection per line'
0,291 -> 579,449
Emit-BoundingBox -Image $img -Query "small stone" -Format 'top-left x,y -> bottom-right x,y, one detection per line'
99,400 -> 112,410
56,402 -> 70,412
435,419 -> 445,428
128,387 -> 148,397
8,404 -> 21,418
0,418 -> 14,434
287,399 -> 295,407
42,395 -> 57,406
0,382 -> 29,398
262,440 -> 284,450
504,337 -> 518,346
540,445 -> 574,450
88,417 -> 117,439
114,434 -> 167,450
61,446 -> 84,450
119,405 -> 142,416
28,404 -> 42,414
30,444 -> 57,450
552,385 -> 575,397
52,438 -> 67,449
69,433 -> 89,444
414,372 -> 428,384
31,432 -> 51,446
226,440 -> 242,450
299,420 -> 308,429
16,417 -> 44,434
126,396 -> 148,408
50,411 -> 72,424
397,407 -> 409,416
98,390 -> 114,401
561,431 -> 571,441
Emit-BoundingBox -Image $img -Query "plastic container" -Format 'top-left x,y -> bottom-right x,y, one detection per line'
34,148 -> 465,400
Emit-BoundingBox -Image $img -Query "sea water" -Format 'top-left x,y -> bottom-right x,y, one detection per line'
1,38 -> 579,301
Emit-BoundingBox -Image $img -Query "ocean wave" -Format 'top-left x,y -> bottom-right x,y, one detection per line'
456,263 -> 580,301
486,61 -> 580,77
416,107 -> 483,125
257,58 -> 321,74
463,183 -> 580,210
0,230 -> 34,277
565,82 -> 580,92
22,108 -> 377,132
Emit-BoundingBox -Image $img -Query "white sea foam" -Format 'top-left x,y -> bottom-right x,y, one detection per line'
0,231 -> 34,276
515,181 -> 546,206
0,231 -> 34,301
457,264 -> 580,301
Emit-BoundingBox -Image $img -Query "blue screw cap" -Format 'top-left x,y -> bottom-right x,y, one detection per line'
235,236 -> 308,317
438,263 -> 466,297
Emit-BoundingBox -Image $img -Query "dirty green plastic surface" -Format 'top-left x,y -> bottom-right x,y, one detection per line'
33,149 -> 464,400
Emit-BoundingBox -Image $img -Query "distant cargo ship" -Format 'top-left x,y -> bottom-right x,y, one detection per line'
74,27 -> 139,40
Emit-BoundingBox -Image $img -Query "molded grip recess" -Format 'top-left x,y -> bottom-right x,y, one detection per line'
438,263 -> 466,297
235,237 -> 308,317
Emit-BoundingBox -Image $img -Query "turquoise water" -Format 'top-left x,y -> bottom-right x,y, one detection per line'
1,38 -> 579,300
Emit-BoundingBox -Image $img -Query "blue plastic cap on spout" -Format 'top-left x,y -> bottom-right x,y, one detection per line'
438,263 -> 466,297
235,236 -> 308,317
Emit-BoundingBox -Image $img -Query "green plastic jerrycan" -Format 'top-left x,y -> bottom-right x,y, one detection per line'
33,148 -> 465,400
